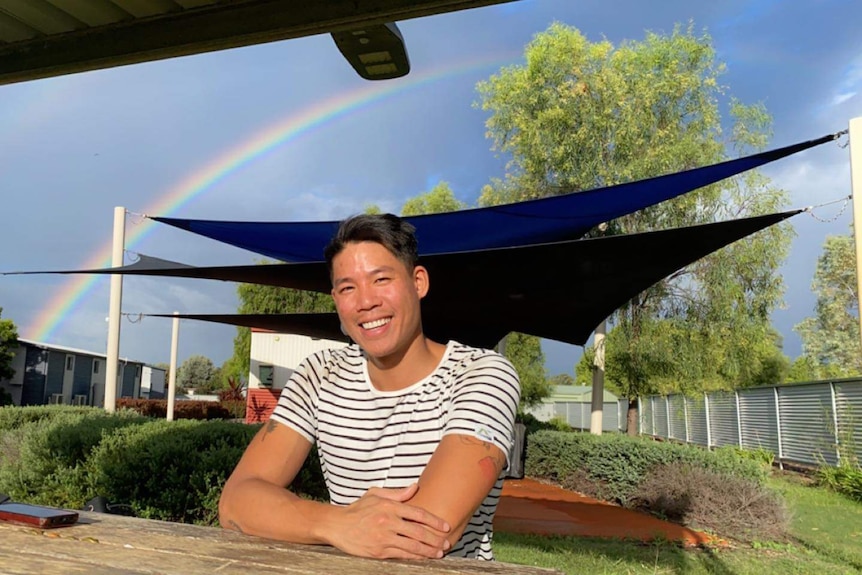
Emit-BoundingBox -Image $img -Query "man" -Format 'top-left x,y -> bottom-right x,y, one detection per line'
219,213 -> 520,560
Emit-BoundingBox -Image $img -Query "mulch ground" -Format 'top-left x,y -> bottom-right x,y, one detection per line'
494,478 -> 718,547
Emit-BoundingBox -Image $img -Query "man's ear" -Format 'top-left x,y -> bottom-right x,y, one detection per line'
413,265 -> 430,299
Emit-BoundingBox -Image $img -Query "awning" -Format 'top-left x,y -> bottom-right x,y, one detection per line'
10,210 -> 801,346
150,134 -> 833,262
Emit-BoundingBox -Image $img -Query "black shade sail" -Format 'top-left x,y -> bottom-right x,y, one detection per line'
150,134 -> 833,262
9,210 -> 801,347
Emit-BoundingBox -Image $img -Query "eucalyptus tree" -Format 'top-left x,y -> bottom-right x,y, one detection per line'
477,23 -> 793,431
793,230 -> 862,379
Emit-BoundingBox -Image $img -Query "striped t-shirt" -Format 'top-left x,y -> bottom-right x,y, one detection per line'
270,340 -> 521,560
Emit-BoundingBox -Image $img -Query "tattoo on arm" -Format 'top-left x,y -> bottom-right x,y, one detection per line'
259,420 -> 278,442
458,435 -> 491,451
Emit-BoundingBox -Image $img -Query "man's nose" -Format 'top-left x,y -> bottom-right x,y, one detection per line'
356,283 -> 379,310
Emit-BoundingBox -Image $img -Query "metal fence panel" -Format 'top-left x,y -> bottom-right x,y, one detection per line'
685,396 -> 709,447
653,396 -> 670,439
738,387 -> 779,453
834,380 -> 862,460
640,397 -> 654,436
619,399 -> 630,433
667,394 -> 687,441
778,383 -> 838,466
554,402 -> 566,421
707,392 -> 739,447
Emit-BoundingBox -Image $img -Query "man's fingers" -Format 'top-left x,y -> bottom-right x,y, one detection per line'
396,502 -> 450,533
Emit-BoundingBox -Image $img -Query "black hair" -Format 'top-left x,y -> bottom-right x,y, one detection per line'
324,213 -> 419,278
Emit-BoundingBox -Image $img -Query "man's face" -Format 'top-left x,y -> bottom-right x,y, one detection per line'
330,241 -> 428,363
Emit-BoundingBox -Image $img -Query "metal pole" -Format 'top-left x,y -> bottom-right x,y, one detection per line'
103,207 -> 125,413
850,118 -> 862,353
167,312 -> 179,421
590,320 -> 606,434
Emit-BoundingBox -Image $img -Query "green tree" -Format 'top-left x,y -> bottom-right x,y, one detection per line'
228,271 -> 334,382
500,332 -> 551,410
0,308 -> 19,382
547,373 -> 576,387
477,23 -> 792,432
401,182 -> 467,216
793,231 -> 862,379
400,184 -> 552,411
178,355 -> 217,393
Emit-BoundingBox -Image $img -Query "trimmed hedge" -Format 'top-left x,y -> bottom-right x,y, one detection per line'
0,406 -> 327,526
0,408 -> 147,506
85,419 -> 259,524
0,405 -> 100,432
527,430 -> 767,505
117,399 -> 233,420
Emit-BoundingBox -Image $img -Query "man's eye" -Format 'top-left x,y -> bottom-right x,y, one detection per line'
375,276 -> 391,284
338,286 -> 354,294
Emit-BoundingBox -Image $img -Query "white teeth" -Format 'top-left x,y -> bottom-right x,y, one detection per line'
361,318 -> 390,330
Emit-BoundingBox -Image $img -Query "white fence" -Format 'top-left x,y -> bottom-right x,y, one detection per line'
639,379 -> 862,467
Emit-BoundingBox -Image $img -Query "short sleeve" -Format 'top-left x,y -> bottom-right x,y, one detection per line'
443,352 -> 521,465
269,352 -> 324,443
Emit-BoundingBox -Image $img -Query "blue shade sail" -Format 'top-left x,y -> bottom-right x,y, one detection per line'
151,134 -> 833,262
11,211 -> 800,346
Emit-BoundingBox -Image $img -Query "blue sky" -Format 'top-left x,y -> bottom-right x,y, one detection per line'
1,0 -> 860,377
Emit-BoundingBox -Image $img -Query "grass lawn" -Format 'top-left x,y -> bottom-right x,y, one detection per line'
494,474 -> 862,574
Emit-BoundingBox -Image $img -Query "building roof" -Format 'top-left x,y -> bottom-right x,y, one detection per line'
550,385 -> 619,403
16,337 -> 151,366
0,0 -> 514,86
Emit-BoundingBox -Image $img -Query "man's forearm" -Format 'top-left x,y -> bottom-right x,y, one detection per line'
219,477 -> 338,544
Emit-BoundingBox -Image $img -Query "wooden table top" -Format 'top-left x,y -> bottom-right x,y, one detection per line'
0,511 -> 562,574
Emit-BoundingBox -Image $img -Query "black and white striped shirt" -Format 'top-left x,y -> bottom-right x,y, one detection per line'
271,340 -> 520,560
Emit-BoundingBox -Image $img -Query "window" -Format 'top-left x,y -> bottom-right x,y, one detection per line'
93,360 -> 100,374
65,355 -> 74,371
258,365 -> 274,387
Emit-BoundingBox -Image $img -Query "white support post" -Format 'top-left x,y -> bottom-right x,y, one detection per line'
773,386 -> 784,470
166,312 -> 179,422
830,382 -> 841,465
735,391 -> 743,448
704,393 -> 712,449
103,207 -> 125,413
850,118 -> 862,356
590,320 -> 606,435
683,396 -> 690,443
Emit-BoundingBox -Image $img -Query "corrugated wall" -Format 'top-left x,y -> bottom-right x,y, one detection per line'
706,392 -> 738,447
667,394 -> 687,441
640,380 -> 862,468
686,396 -> 709,446
778,383 -> 838,466
738,387 -> 779,453
834,380 -> 862,462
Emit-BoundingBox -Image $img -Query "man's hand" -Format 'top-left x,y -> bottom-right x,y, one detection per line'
320,483 -> 451,560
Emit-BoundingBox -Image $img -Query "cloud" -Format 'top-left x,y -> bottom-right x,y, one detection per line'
831,53 -> 862,107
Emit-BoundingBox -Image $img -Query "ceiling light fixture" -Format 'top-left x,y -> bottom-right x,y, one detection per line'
331,22 -> 410,80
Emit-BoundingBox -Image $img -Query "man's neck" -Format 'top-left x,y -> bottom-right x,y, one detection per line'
366,336 -> 447,392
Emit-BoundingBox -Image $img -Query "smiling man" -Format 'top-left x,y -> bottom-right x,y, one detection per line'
218,213 -> 521,560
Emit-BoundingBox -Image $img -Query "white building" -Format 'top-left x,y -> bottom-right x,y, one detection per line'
246,330 -> 347,422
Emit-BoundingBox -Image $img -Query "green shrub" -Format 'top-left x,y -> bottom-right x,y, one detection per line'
817,462 -> 862,503
117,399 -> 232,420
715,445 -> 775,469
85,419 -> 258,524
0,408 -> 147,507
526,431 -> 766,505
0,405 -> 99,432
631,462 -> 790,542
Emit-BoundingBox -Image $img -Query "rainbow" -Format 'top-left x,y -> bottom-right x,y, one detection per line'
27,52 -> 517,342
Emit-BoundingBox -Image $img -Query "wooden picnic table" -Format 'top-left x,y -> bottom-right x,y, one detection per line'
0,511 -> 562,574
